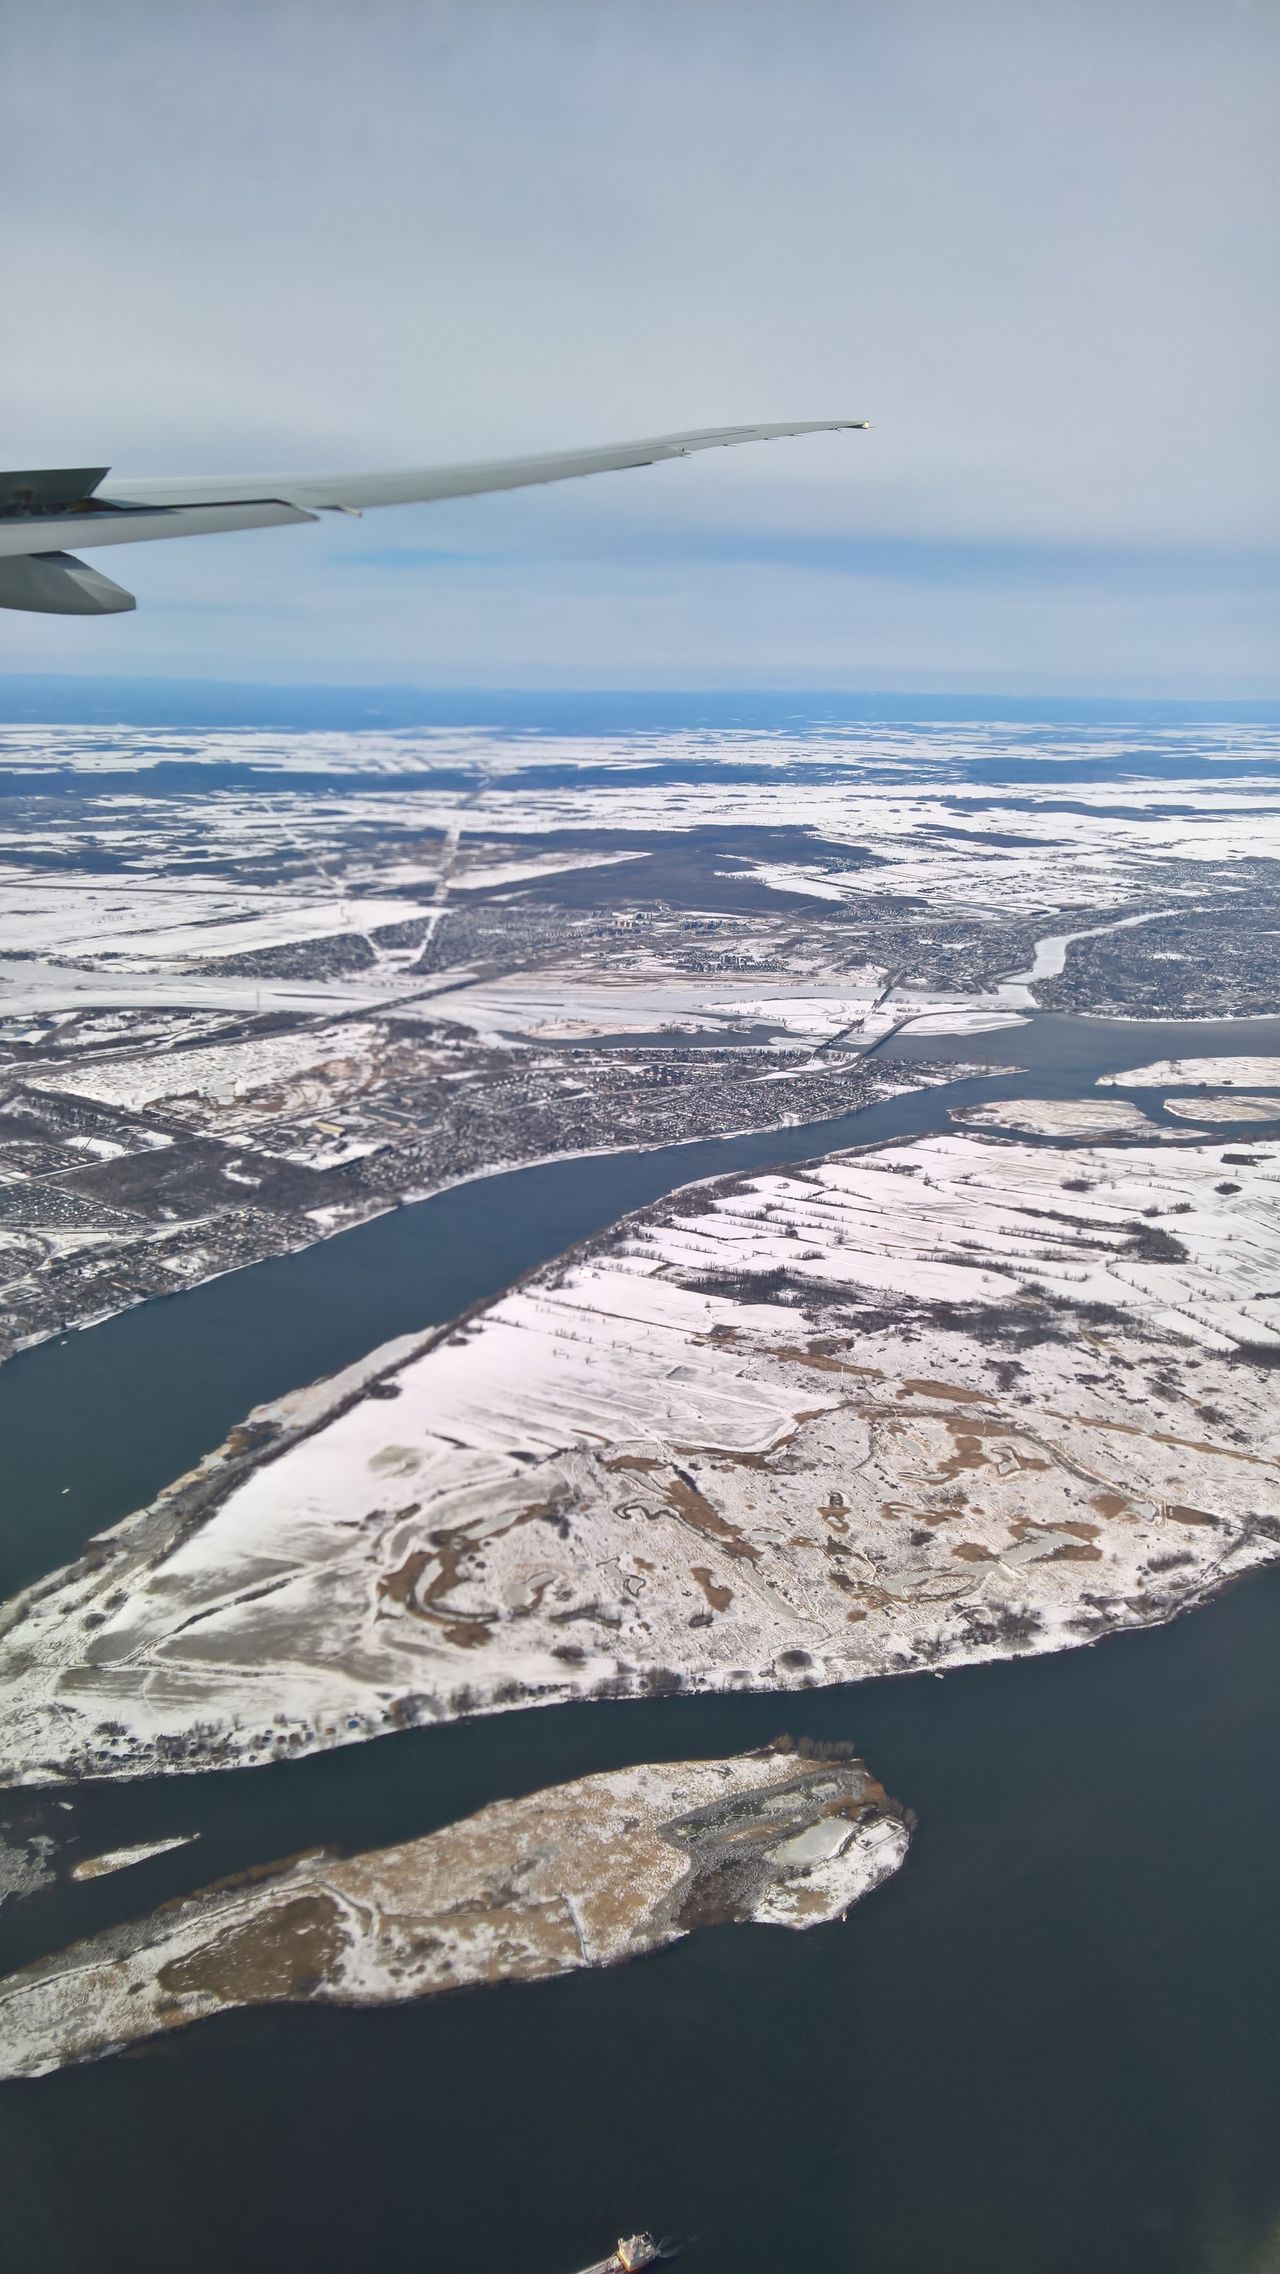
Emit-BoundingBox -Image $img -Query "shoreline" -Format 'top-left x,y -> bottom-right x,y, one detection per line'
10,1001 -> 1280,1371
2,1059 -> 978,1372
3,1531 -> 1273,1796
3,1121 -> 1276,1792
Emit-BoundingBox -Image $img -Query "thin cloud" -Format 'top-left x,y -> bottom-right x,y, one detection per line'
0,0 -> 1274,690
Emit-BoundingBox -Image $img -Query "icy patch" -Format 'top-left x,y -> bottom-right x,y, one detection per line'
71,1834 -> 198,1882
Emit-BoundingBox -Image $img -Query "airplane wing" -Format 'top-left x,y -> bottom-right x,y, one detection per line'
0,421 -> 867,615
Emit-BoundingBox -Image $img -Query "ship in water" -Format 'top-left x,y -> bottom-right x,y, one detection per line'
577,2233 -> 663,2273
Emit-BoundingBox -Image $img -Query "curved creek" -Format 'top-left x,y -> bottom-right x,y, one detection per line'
3,1009 -> 1280,2274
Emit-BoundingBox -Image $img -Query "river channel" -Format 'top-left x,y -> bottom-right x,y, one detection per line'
2,1010 -> 1280,2274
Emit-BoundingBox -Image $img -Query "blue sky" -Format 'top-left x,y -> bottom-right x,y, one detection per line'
1,0 -> 1276,694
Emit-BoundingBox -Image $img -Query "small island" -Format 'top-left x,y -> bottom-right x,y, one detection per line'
0,1741 -> 908,2081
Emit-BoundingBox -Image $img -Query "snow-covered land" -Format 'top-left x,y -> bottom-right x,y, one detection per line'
70,1834 -> 198,1882
0,1744 -> 907,2080
2,1128 -> 1277,1788
1161,1094 -> 1280,1125
949,1098 -> 1175,1140
897,1009 -> 1030,1037
25,1023 -> 393,1114
1098,1057 -> 1280,1089
3,720 -> 1276,923
4,720 -> 1278,1357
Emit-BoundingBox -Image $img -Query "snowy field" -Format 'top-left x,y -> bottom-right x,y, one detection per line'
949,1098 -> 1186,1139
3,1126 -> 1276,1787
1099,1056 -> 1280,1088
1161,1094 -> 1280,1125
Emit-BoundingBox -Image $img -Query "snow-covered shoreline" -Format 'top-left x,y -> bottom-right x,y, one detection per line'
0,1743 -> 909,2081
2,1057 -> 984,1369
2,1123 -> 1276,1791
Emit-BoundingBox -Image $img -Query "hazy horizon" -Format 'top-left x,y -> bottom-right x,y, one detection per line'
2,673 -> 1279,737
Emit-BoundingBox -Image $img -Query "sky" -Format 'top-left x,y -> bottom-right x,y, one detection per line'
1,0 -> 1276,696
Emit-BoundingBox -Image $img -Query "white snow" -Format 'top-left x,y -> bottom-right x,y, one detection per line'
1161,1095 -> 1280,1125
1099,1057 -> 1280,1089
27,1023 -> 387,1112
71,1834 -> 198,1881
0,1750 -> 906,2079
949,1098 -> 1166,1139
3,1129 -> 1277,1787
897,1009 -> 1030,1037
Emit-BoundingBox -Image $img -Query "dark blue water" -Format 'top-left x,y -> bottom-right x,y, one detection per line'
2,1015 -> 1280,2274
4,1010 -> 1279,1599
3,1560 -> 1280,2274
2,1069 -> 1027,1595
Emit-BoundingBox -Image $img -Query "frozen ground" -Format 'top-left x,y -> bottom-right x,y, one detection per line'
25,1022 -> 394,1114
3,722 -> 1278,1009
0,1743 -> 907,2080
420,971 -> 980,1048
1098,1057 -> 1280,1088
0,997 -> 964,1362
896,1009 -> 1030,1037
70,1834 -> 198,1882
1161,1094 -> 1280,1125
2,1126 -> 1276,1787
948,1098 -> 1184,1140
2,721 -> 1277,1352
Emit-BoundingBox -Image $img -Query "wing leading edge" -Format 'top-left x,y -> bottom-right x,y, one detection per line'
0,420 -> 867,614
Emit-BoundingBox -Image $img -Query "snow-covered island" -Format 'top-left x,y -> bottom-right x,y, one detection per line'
0,1742 -> 908,2081
948,1097 -> 1189,1140
1095,1057 -> 1280,1126
1098,1056 -> 1280,1089
1,1126 -> 1277,1787
70,1834 -> 199,1882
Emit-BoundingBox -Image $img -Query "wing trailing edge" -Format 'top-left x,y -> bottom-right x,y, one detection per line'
0,421 -> 868,613
98,420 -> 870,514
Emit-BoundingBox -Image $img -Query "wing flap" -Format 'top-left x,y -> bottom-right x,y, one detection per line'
0,421 -> 867,605
0,500 -> 318,562
0,468 -> 110,518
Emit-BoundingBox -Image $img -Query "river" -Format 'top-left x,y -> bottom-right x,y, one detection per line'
2,1010 -> 1280,2274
